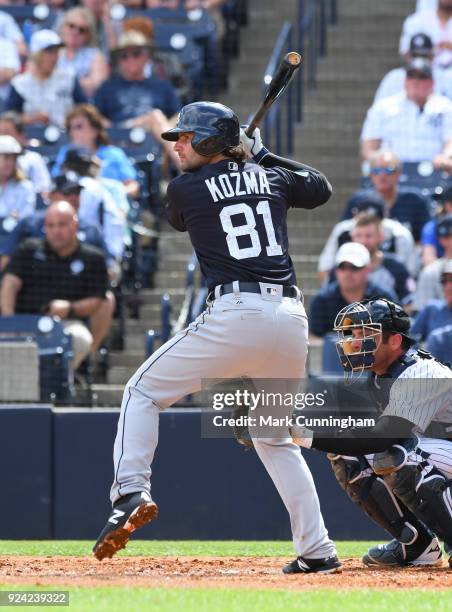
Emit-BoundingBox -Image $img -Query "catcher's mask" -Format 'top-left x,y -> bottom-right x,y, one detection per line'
333,298 -> 413,375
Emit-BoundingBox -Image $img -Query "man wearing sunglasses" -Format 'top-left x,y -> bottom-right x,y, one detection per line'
309,242 -> 396,339
93,31 -> 181,166
342,148 -> 431,242
361,58 -> 452,174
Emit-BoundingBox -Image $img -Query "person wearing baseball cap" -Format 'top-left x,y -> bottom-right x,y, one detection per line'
415,214 -> 452,309
361,52 -> 452,171
0,134 -> 35,226
93,30 -> 181,166
5,29 -> 87,127
310,242 -> 396,338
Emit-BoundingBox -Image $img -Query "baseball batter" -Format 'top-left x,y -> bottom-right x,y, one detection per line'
293,298 -> 452,568
93,101 -> 340,574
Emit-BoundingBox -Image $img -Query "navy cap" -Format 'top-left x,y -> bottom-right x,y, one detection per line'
50,172 -> 83,194
62,146 -> 101,168
351,193 -> 385,219
409,33 -> 433,57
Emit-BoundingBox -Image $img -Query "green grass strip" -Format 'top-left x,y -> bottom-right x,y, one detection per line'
0,540 -> 378,558
0,586 -> 450,612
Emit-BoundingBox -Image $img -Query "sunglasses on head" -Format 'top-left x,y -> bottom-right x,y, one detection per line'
337,262 -> 362,271
371,166 -> 398,176
119,49 -> 145,61
66,22 -> 88,35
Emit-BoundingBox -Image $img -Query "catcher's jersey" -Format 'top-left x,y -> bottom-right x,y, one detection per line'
376,351 -> 452,433
165,158 -> 330,290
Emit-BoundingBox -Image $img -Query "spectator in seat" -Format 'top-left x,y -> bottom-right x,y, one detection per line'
0,37 -> 21,114
343,149 -> 431,242
0,135 -> 35,221
58,6 -> 109,98
0,173 -> 108,271
400,0 -> 452,69
361,59 -> 452,172
94,30 -> 181,166
414,216 -> 452,309
309,242 -> 396,338
122,15 -> 191,103
6,30 -> 88,127
350,212 -> 415,302
412,259 -> 452,340
375,34 -> 452,102
52,104 -> 139,198
421,185 -> 452,264
61,148 -> 126,276
0,111 -> 51,194
318,194 -> 417,280
0,201 -> 112,369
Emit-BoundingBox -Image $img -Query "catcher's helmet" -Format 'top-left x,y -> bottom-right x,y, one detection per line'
334,298 -> 414,372
161,101 -> 240,156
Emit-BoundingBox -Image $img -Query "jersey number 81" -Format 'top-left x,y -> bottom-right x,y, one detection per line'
220,201 -> 283,260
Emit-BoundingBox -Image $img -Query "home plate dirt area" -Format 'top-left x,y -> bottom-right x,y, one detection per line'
0,556 -> 451,590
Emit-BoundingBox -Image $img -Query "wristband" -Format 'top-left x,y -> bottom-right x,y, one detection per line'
253,147 -> 269,164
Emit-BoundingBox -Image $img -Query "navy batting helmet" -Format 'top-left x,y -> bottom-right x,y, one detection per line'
161,101 -> 240,156
334,298 -> 414,372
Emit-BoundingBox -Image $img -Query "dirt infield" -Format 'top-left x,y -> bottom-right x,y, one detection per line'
0,556 -> 451,590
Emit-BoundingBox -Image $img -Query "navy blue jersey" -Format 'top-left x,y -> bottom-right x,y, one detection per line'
166,157 -> 331,290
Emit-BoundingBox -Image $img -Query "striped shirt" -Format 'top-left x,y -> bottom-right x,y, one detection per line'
382,356 -> 452,432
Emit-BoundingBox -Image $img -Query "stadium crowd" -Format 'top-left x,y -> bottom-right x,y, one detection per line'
0,0 -> 234,395
312,0 -> 452,369
0,0 -> 451,400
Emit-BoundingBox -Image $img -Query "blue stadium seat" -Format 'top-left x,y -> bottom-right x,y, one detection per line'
0,4 -> 58,42
0,315 -> 73,402
24,125 -> 68,163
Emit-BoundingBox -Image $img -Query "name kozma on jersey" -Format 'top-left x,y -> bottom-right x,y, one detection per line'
204,168 -> 272,202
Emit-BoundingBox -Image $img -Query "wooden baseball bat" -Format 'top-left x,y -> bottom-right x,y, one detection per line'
245,52 -> 303,137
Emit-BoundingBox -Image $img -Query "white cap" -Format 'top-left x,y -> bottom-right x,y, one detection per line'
0,135 -> 22,155
30,29 -> 63,54
335,242 -> 370,268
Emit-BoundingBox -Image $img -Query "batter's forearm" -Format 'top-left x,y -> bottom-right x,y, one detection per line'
259,151 -> 325,175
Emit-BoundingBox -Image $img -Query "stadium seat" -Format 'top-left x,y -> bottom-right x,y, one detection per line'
0,315 -> 73,402
0,4 -> 57,41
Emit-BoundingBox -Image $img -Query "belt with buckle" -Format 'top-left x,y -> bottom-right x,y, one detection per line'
219,282 -> 297,298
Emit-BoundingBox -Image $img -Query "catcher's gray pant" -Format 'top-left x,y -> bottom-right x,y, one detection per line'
110,284 -> 336,558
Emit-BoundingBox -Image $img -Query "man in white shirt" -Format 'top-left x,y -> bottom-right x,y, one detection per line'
375,34 -> 452,102
400,0 -> 452,68
361,58 -> 452,172
0,38 -> 20,113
